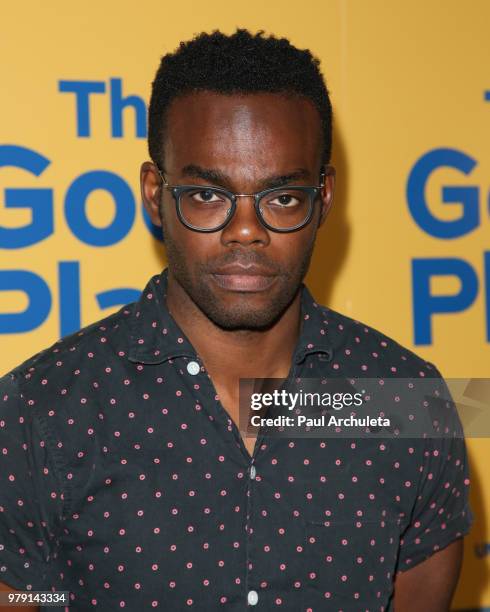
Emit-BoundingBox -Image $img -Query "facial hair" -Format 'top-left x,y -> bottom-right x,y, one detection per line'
159,209 -> 317,332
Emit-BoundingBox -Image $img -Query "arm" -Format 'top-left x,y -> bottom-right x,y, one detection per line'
0,581 -> 38,612
0,372 -> 65,597
394,367 -> 474,607
394,538 -> 464,612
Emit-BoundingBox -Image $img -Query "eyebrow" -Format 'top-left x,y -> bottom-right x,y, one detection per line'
180,164 -> 311,189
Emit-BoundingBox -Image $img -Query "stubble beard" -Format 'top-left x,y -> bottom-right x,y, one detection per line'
160,211 -> 316,331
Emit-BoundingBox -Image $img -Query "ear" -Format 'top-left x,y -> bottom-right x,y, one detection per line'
141,161 -> 163,227
318,165 -> 335,228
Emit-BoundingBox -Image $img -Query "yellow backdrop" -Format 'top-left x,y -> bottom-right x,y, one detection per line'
1,1 -> 488,608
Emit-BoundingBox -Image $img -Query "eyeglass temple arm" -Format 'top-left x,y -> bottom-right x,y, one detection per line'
154,165 -> 168,185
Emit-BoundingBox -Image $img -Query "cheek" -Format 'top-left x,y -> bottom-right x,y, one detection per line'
161,196 -> 213,250
165,222 -> 217,261
272,229 -> 317,260
160,198 -> 178,232
161,201 -> 190,248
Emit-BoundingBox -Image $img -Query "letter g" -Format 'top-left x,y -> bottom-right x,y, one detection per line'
407,147 -> 479,239
0,145 -> 53,248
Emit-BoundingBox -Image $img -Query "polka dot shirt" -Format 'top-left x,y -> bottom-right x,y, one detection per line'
0,267 -> 473,610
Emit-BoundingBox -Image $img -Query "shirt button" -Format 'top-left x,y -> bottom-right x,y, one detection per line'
187,361 -> 200,376
250,465 -> 256,480
247,590 -> 258,606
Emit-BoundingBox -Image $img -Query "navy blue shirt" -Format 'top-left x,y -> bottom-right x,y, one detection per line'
0,267 -> 473,610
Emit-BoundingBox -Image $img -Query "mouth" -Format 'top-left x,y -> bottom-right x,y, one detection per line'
210,272 -> 277,292
210,263 -> 278,292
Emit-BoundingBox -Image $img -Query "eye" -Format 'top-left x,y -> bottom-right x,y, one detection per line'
190,189 -> 223,203
267,192 -> 301,207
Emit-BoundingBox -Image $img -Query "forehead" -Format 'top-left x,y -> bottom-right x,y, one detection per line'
162,91 -> 323,179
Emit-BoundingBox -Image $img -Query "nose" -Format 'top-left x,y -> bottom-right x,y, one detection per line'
220,194 -> 270,246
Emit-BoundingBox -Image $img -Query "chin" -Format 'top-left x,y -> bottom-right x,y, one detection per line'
204,306 -> 281,332
187,273 -> 301,331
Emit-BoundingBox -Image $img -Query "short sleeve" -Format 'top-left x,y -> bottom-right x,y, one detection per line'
396,366 -> 474,571
0,371 -> 65,590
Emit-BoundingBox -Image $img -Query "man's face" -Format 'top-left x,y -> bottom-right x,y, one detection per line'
141,91 -> 334,331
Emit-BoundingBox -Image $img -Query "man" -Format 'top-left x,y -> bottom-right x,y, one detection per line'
0,29 -> 473,611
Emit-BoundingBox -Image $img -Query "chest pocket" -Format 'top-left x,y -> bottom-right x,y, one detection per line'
302,517 -> 401,610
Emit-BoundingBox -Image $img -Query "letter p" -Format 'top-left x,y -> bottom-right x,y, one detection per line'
412,257 -> 478,345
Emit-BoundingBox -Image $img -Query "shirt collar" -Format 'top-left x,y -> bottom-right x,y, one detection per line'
128,267 -> 333,365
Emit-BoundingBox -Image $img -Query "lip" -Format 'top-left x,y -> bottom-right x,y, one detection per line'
210,264 -> 277,292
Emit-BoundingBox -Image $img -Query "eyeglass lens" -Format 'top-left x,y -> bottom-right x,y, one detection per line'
179,187 -> 313,230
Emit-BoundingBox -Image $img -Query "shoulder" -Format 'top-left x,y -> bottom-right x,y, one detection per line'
317,304 -> 440,378
1,301 -> 138,404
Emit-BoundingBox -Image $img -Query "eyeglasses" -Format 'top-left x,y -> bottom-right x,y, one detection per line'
156,166 -> 326,233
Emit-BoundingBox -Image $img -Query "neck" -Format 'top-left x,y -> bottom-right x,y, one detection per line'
165,270 -> 302,396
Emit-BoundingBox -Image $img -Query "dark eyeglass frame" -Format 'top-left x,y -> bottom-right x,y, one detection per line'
155,165 -> 327,233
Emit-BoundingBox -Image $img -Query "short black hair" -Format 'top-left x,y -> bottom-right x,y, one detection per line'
148,28 -> 333,170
